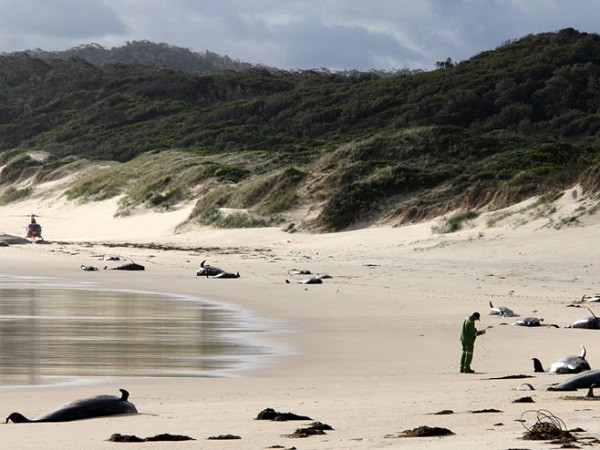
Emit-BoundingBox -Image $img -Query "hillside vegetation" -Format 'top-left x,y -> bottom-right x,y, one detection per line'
2,28 -> 600,231
20,41 -> 256,74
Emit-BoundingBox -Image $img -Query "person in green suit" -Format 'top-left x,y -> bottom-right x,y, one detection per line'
460,312 -> 485,373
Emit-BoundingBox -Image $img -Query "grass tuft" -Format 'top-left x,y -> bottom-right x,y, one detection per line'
432,209 -> 480,233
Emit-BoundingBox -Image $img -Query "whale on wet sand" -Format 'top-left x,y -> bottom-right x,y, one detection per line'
6,389 -> 138,423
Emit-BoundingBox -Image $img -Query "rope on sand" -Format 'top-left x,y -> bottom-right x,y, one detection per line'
520,409 -> 566,433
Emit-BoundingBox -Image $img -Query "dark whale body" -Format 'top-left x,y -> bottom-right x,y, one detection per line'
6,389 -> 137,423
568,308 -> 600,329
514,317 -> 543,327
300,277 -> 323,284
112,263 -> 145,271
286,277 -> 323,284
532,346 -> 591,374
213,271 -> 240,279
196,260 -> 225,277
568,316 -> 600,329
547,370 -> 600,391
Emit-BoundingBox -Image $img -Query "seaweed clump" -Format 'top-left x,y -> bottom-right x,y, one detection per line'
108,433 -> 195,442
389,426 -> 454,438
513,396 -> 535,403
522,422 -> 575,443
207,434 -> 241,440
256,407 -> 311,421
520,409 -> 576,445
286,422 -> 333,438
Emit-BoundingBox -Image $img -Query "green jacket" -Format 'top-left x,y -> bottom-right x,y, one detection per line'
461,316 -> 477,345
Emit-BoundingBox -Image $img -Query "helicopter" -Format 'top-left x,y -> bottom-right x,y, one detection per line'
25,214 -> 43,242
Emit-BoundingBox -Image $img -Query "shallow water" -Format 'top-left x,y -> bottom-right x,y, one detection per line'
0,275 -> 280,385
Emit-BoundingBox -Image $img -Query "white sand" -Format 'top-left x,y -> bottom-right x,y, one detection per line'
0,188 -> 599,448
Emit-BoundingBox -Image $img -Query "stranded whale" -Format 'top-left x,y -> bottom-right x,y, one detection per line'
568,308 -> 600,329
6,389 -> 138,423
547,370 -> 600,391
532,346 -> 591,374
196,260 -> 225,277
489,301 -> 518,317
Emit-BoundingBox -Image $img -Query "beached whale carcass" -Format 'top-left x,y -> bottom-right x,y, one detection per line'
547,370 -> 600,391
567,308 -> 600,329
6,389 -> 137,423
532,346 -> 591,374
514,317 -> 543,327
489,301 -> 518,317
196,260 -> 225,277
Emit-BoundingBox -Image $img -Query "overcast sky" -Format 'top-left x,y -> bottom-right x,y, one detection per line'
0,0 -> 598,71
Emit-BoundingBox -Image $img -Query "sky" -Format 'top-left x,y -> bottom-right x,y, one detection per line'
0,0 -> 599,71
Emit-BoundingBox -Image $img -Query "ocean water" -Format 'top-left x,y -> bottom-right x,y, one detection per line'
0,274 -> 284,386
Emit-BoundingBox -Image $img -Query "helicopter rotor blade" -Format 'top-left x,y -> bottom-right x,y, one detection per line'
7,213 -> 66,219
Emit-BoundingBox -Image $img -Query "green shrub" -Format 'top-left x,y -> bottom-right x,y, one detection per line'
190,206 -> 276,228
0,186 -> 33,205
203,162 -> 250,183
64,167 -> 125,201
0,154 -> 41,184
432,210 -> 480,233
233,167 -> 306,214
320,165 -> 446,230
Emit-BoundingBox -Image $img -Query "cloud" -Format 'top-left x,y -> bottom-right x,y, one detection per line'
0,0 -> 125,53
244,19 -> 424,70
1,0 -> 600,69
0,0 -> 125,38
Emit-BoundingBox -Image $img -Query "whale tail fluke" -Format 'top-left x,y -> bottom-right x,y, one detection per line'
6,412 -> 31,423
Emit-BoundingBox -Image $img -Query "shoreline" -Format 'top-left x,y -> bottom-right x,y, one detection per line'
2,193 -> 600,447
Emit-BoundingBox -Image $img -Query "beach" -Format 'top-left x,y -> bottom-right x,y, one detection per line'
1,190 -> 600,448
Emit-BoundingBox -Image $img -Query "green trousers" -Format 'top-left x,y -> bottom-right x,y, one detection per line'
460,341 -> 474,372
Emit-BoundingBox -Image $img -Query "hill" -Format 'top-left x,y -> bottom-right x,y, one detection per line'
21,40 -> 257,73
2,28 -> 600,232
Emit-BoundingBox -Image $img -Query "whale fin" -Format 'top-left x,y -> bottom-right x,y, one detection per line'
531,358 -> 545,373
587,383 -> 598,398
119,389 -> 129,401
